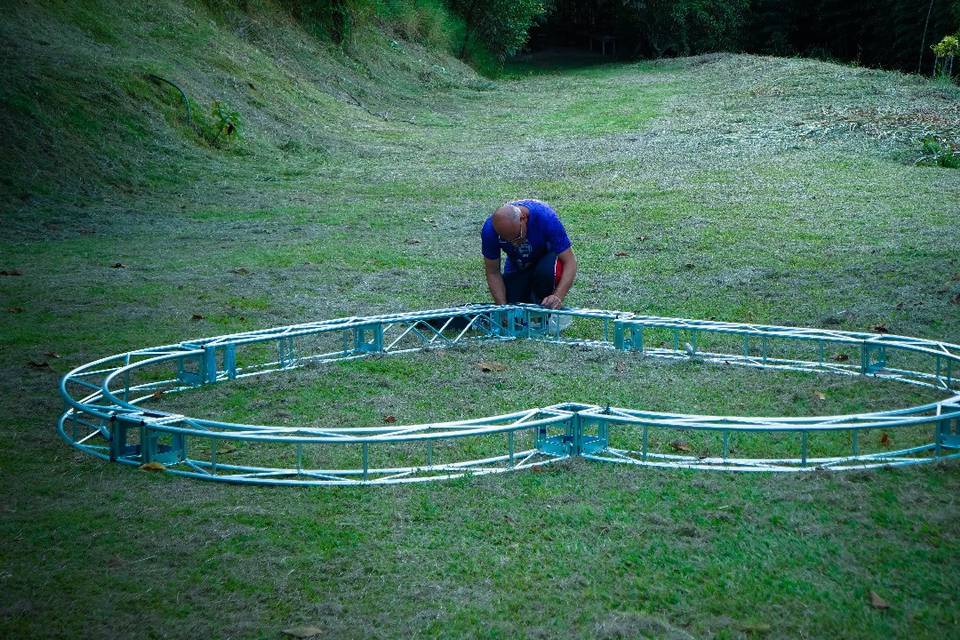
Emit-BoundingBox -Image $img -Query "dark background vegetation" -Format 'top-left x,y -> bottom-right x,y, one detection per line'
528,1 -> 960,76
251,1 -> 960,77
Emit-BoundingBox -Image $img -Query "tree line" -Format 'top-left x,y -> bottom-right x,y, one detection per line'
464,0 -> 960,76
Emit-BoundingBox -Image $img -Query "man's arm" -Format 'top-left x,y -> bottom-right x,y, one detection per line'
541,248 -> 576,309
484,257 -> 507,304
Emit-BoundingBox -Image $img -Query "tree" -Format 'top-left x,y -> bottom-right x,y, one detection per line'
447,0 -> 546,61
623,0 -> 749,57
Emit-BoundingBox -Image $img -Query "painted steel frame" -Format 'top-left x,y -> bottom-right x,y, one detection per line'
58,305 -> 960,485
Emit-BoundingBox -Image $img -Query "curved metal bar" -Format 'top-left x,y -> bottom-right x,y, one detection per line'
57,305 -> 960,484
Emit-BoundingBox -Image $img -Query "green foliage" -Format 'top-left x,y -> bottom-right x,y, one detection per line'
932,33 -> 958,81
620,0 -> 749,57
447,0 -> 546,62
277,0 -> 462,52
190,99 -> 241,147
917,135 -> 960,168
932,34 -> 960,57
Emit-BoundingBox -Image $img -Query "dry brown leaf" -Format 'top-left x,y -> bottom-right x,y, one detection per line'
383,415 -> 397,423
191,313 -> 205,321
282,627 -> 324,638
139,461 -> 166,472
110,262 -> 126,269
151,390 -> 165,400
670,440 -> 692,453
871,323 -> 889,334
880,432 -> 890,447
478,361 -> 507,373
832,353 -> 850,362
869,591 -> 890,609
815,391 -> 826,401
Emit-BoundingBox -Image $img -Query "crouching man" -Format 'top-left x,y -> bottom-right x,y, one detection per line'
481,199 -> 577,309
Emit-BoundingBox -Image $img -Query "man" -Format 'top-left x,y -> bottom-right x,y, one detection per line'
481,199 -> 577,309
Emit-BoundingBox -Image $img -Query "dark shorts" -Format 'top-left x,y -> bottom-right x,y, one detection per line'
504,252 -> 560,304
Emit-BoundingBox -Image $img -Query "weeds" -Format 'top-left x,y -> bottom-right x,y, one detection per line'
916,134 -> 960,168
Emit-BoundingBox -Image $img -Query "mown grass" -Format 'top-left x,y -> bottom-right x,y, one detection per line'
2,1 -> 960,638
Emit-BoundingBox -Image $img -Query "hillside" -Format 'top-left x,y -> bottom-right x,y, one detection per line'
0,0 -> 484,209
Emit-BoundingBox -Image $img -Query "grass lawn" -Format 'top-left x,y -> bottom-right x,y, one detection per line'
2,4 -> 960,635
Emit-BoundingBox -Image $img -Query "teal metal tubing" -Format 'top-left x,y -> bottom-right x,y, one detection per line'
57,305 -> 960,484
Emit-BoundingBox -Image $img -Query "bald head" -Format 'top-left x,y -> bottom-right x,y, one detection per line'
492,203 -> 526,243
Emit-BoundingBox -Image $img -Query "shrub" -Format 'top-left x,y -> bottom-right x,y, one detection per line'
917,135 -> 960,169
446,0 -> 546,62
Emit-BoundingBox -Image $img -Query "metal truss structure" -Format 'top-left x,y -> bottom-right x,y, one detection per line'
58,305 -> 960,485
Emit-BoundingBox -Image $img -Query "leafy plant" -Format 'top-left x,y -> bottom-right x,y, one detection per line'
916,134 -> 960,168
932,33 -> 959,80
190,99 -> 242,148
447,0 -> 546,63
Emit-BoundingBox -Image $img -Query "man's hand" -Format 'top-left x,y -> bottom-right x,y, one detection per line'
541,294 -> 562,309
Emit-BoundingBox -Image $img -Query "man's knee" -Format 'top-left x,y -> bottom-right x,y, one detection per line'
531,252 -> 558,298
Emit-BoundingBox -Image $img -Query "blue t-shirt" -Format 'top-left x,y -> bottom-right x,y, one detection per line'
481,200 -> 571,274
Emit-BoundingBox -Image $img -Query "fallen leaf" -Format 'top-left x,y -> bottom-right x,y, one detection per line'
283,626 -> 324,638
869,591 -> 890,609
219,444 -> 237,454
229,267 -> 251,275
670,440 -> 692,453
405,239 -> 421,245
44,351 -> 61,359
815,391 -> 826,401
27,360 -> 50,369
615,250 -> 629,257
139,461 -> 166,472
832,353 -> 850,362
871,323 -> 888,334
110,262 -> 126,269
880,432 -> 890,447
7,307 -> 25,313
0,269 -> 22,276
191,313 -> 205,321
383,415 -> 397,423
151,389 -> 165,400
478,361 -> 507,373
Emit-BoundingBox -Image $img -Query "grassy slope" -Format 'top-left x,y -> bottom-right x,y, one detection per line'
2,1 -> 960,638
